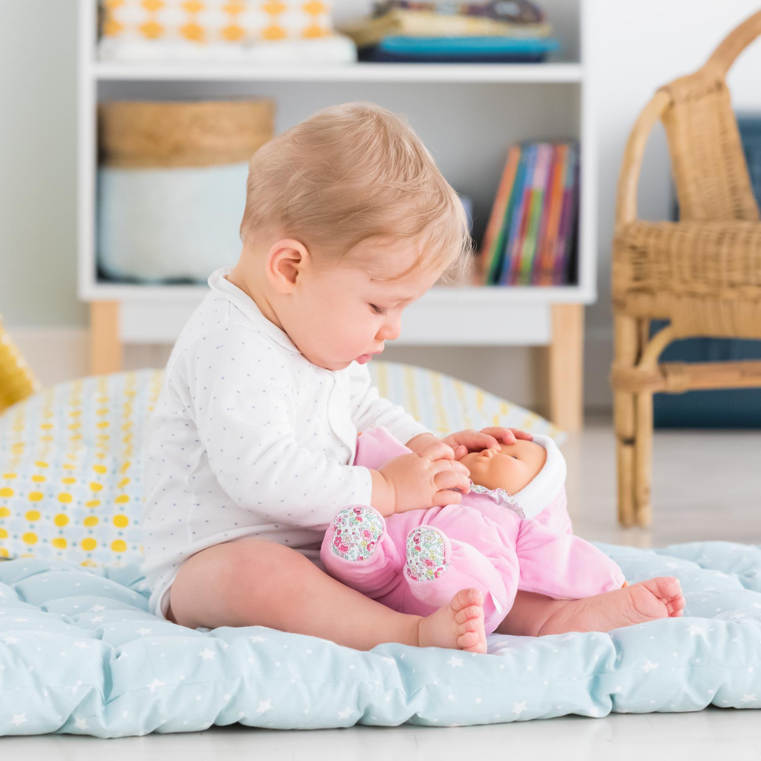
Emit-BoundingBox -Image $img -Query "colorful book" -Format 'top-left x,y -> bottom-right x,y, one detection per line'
500,144 -> 536,285
506,144 -> 537,285
532,144 -> 560,285
553,145 -> 578,285
492,147 -> 528,285
554,145 -> 580,285
481,146 -> 520,285
517,142 -> 552,285
539,144 -> 568,285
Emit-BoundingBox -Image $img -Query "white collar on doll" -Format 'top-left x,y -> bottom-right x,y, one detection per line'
469,482 -> 526,519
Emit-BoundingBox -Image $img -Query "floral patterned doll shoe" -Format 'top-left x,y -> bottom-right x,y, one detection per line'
329,505 -> 386,562
405,525 -> 450,582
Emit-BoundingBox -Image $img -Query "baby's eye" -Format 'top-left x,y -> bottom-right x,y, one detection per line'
369,304 -> 386,315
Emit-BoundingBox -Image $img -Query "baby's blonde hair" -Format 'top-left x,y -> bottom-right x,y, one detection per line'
239,102 -> 472,283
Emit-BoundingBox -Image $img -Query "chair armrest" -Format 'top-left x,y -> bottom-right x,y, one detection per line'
615,90 -> 671,230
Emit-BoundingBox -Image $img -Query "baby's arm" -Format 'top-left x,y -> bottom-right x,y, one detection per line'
176,328 -> 376,527
177,328 -> 467,525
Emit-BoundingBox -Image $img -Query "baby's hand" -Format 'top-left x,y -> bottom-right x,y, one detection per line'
378,442 -> 471,513
444,427 -> 533,459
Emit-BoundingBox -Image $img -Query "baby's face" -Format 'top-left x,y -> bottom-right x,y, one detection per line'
280,236 -> 441,371
459,440 -> 547,495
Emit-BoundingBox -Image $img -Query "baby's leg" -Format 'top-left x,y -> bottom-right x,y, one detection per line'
168,538 -> 489,652
320,506 -> 404,598
497,580 -> 686,637
516,519 -> 626,599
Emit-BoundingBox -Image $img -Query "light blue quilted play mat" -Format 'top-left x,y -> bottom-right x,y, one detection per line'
0,366 -> 759,736
1,542 -> 760,737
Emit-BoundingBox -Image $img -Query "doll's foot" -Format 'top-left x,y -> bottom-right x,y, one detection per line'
539,577 -> 685,636
329,506 -> 385,561
417,588 -> 487,654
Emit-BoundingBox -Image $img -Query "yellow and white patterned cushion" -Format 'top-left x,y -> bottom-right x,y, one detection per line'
0,362 -> 563,567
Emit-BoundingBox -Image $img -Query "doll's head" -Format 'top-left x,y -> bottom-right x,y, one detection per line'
459,434 -> 567,519
460,440 -> 546,495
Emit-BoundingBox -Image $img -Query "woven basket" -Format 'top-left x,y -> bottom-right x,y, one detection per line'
98,99 -> 275,168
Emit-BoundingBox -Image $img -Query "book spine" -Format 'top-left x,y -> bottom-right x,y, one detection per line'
532,144 -> 558,285
481,146 -> 520,284
503,144 -> 536,285
495,147 -> 528,285
520,142 -> 551,285
553,144 -> 578,285
540,144 -> 568,285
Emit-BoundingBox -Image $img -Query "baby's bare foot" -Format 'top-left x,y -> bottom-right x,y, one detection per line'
539,577 -> 685,636
418,588 -> 487,653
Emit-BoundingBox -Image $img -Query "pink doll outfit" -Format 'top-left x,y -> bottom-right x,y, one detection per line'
320,427 -> 625,634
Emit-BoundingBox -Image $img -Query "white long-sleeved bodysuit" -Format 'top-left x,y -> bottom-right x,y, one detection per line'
141,268 -> 431,618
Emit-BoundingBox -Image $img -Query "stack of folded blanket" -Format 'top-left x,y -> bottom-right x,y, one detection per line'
339,0 -> 559,63
98,0 -> 357,63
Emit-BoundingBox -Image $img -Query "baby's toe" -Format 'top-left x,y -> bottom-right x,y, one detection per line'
455,605 -> 484,625
451,588 -> 484,613
456,631 -> 481,650
668,596 -> 686,617
457,618 -> 481,636
658,576 -> 681,599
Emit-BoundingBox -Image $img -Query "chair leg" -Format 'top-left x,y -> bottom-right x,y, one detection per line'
613,315 -> 639,527
634,391 -> 654,527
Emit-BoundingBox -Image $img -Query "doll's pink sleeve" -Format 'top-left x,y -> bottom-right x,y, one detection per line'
532,487 -> 574,535
353,426 -> 413,471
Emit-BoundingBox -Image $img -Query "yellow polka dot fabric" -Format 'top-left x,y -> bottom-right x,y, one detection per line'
0,362 -> 562,567
0,370 -> 162,566
100,0 -> 334,46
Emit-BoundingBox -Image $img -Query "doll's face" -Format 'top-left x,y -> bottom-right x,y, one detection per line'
459,440 -> 547,494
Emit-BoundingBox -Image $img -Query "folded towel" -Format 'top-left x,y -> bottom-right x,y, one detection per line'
98,32 -> 357,63
100,0 -> 335,46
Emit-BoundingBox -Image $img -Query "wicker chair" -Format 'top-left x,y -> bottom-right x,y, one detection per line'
611,11 -> 761,528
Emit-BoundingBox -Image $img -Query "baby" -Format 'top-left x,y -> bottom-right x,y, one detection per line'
141,102 -> 685,654
321,427 -> 627,634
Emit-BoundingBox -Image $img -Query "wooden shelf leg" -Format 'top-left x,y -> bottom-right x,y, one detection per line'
548,303 -> 584,432
90,301 -> 122,376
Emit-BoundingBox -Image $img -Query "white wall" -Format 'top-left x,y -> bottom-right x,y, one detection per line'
0,0 -> 86,327
3,0 -> 761,410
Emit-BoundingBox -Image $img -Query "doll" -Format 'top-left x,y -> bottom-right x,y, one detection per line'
320,426 -> 625,634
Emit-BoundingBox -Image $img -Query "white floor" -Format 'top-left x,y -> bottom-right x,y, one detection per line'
5,416 -> 761,759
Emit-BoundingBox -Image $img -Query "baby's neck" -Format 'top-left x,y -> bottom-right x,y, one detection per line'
227,265 -> 284,332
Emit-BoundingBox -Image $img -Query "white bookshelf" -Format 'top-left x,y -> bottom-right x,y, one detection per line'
77,0 -> 595,430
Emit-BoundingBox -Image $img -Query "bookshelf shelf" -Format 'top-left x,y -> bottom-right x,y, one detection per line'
92,61 -> 584,84
78,0 -> 593,430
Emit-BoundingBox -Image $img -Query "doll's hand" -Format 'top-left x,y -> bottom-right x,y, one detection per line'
443,427 -> 533,459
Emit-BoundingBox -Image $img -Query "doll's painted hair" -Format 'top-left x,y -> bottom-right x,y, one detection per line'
239,101 -> 473,283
